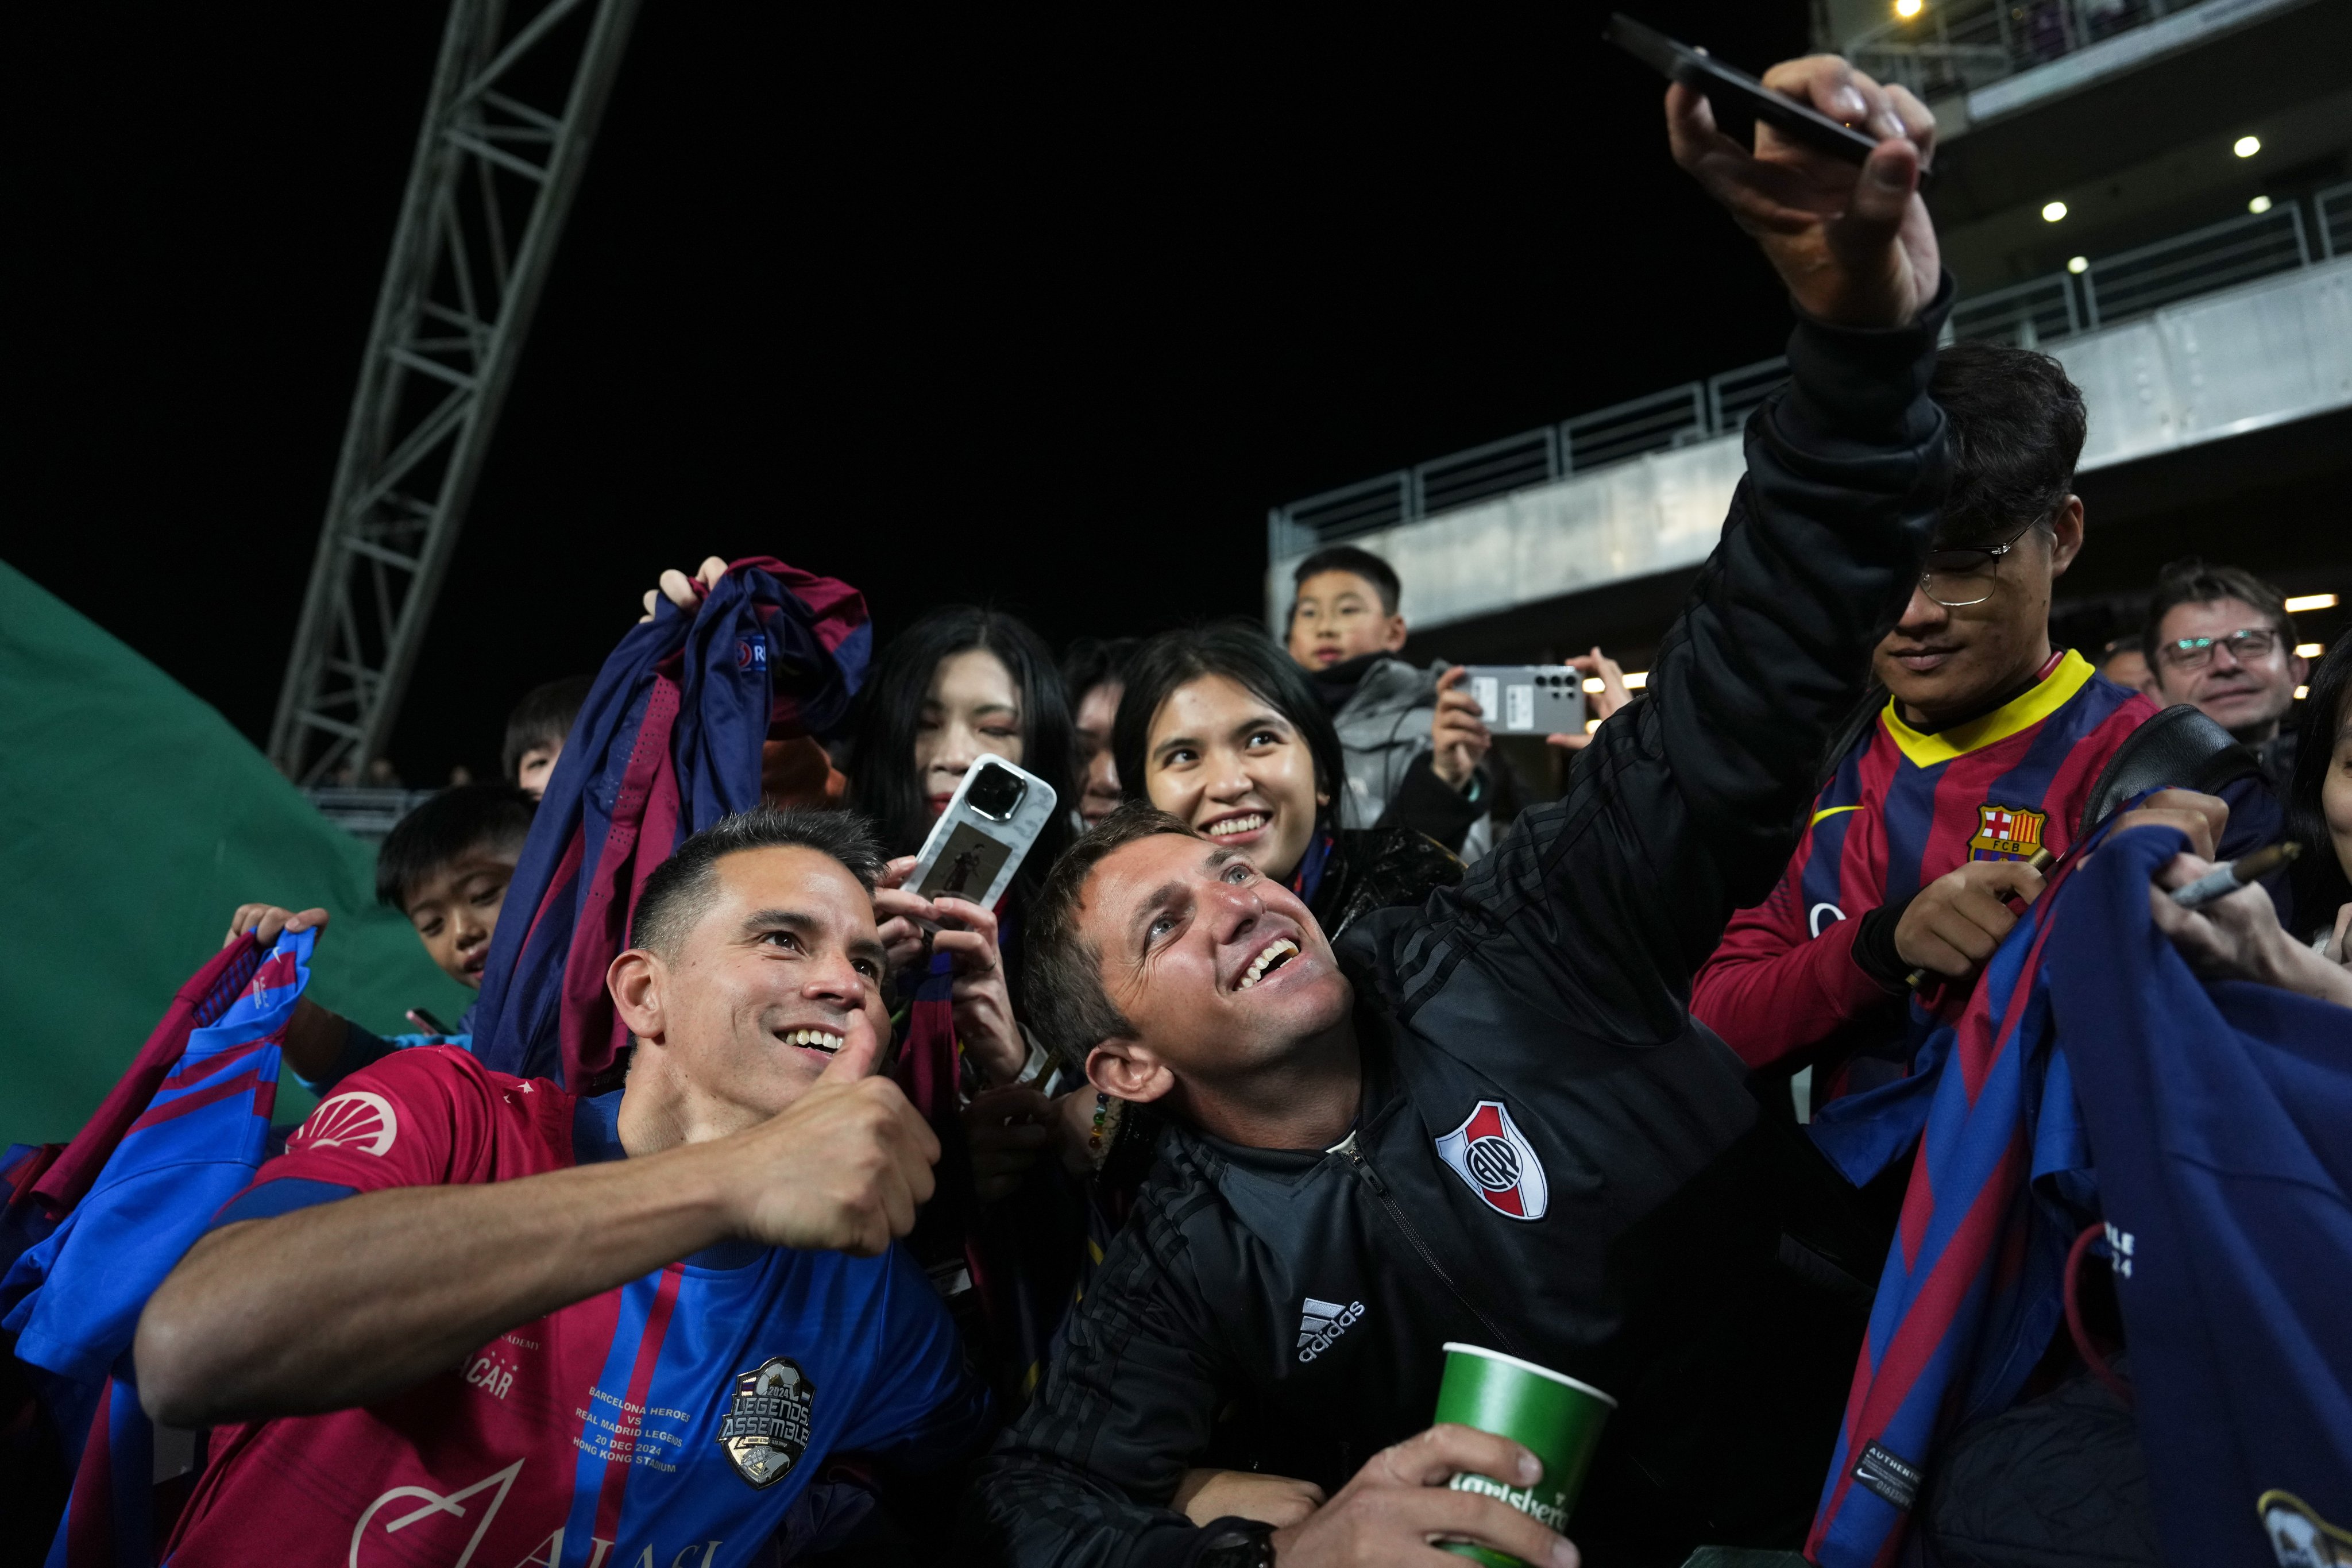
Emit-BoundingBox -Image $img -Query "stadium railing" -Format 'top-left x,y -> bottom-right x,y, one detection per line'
1271,180 -> 2352,550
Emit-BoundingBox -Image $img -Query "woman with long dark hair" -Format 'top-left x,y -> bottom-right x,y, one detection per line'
1111,620 -> 1462,937
848,604 -> 1077,891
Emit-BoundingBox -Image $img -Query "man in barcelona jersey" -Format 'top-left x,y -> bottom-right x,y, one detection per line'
137,809 -> 990,1566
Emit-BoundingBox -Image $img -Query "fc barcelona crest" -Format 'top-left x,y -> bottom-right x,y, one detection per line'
1968,802 -> 2047,862
717,1356 -> 815,1488
1435,1100 -> 1549,1221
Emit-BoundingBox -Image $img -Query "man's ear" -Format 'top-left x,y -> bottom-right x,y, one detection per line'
608,948 -> 667,1043
1381,613 -> 1409,653
2048,496 -> 2085,579
1086,1039 -> 1175,1104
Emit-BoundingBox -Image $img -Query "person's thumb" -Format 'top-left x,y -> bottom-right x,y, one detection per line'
1839,137 -> 1919,240
1991,859 -> 2048,906
819,1010 -> 885,1084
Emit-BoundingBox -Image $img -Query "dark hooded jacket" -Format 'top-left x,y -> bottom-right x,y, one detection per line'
966,281 -> 1955,1567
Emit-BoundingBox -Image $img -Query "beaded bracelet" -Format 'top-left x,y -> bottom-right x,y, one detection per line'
1086,1090 -> 1126,1170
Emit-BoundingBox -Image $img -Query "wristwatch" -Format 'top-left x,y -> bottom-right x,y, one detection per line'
1195,1519 -> 1277,1568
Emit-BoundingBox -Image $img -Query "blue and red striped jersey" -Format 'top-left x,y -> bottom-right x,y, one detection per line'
1693,650 -> 2155,1102
165,1047 -> 988,1567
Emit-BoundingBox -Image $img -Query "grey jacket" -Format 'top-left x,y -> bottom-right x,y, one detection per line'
1334,656 -> 1496,860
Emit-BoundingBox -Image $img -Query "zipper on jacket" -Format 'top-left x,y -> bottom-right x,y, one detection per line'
1333,1131 -> 1525,1357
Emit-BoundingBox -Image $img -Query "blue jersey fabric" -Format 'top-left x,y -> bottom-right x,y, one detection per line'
2048,826 -> 2352,1567
172,1052 -> 988,1566
2,928 -> 312,1567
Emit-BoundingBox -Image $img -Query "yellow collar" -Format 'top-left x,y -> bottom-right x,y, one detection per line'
1881,649 -> 2095,767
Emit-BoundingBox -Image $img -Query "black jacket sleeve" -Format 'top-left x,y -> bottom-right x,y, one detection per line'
1383,280 -> 1954,1045
961,1188 -> 1236,1568
1373,752 -> 1486,854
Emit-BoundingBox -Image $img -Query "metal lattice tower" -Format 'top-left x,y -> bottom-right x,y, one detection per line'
269,0 -> 640,784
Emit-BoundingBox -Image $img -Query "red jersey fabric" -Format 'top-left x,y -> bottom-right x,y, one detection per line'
1691,651 -> 2155,1103
165,1047 -> 985,1567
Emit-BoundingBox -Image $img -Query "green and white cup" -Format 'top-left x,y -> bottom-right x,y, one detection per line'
1433,1342 -> 1616,1567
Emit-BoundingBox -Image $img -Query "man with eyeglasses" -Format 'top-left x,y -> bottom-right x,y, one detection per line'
2142,557 -> 2311,795
1692,342 -> 2239,1121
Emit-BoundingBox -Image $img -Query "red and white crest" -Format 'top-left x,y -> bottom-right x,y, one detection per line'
1434,1100 -> 1548,1221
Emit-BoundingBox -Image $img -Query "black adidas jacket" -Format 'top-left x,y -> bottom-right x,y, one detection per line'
965,283 -> 1957,1568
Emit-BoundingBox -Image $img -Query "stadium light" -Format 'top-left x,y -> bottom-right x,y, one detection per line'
2249,195 -> 2273,214
1893,0 -> 1923,17
2234,135 -> 2261,159
2041,200 -> 2068,223
1582,677 -> 1605,694
1622,671 -> 1649,690
1585,719 -> 1602,734
2297,686 -> 2311,701
2296,643 -> 2323,658
2067,256 -> 2088,273
2286,593 -> 2339,612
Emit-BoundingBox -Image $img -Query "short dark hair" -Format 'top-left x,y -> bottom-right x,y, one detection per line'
2140,558 -> 2296,665
1112,622 -> 1349,844
1023,801 -> 1198,1069
1061,636 -> 1138,705
1927,342 -> 2087,548
629,807 -> 886,959
1292,546 -> 1403,617
845,606 -> 1077,899
375,784 -> 538,910
2287,636 -> 2351,930
502,675 -> 593,783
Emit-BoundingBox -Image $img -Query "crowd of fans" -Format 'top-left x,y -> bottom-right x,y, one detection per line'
9,48 -> 2349,1568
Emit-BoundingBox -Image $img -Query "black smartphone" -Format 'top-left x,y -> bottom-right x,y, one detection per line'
406,1006 -> 452,1035
1604,13 -> 1932,188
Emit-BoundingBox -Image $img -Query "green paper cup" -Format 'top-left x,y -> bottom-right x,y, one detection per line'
1433,1342 -> 1616,1567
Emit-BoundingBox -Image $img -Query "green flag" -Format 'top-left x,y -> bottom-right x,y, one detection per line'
0,561 -> 473,1148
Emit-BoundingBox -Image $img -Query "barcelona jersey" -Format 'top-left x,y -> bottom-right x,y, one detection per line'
1691,650 -> 2154,1103
165,1047 -> 988,1567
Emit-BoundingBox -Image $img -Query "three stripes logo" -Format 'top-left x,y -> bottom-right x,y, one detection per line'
1296,1296 -> 1365,1363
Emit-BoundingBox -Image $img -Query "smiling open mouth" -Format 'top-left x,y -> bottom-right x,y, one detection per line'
1207,813 -> 1268,838
1238,938 -> 1299,990
781,1028 -> 843,1054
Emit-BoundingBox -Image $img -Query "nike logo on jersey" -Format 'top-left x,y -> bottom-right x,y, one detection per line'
1297,1297 -> 1365,1363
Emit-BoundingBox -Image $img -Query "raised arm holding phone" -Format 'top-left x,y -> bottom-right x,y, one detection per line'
968,49 -> 1952,1568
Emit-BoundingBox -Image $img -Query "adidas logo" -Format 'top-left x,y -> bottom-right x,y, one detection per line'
1296,1296 -> 1366,1363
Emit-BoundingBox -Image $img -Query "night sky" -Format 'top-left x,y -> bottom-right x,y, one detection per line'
9,4 -> 1809,785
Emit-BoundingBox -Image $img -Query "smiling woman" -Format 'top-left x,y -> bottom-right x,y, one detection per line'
1112,623 -> 1461,941
845,606 -> 1077,900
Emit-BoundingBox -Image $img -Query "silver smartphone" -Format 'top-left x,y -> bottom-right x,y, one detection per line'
1461,666 -> 1589,736
907,754 -> 1060,909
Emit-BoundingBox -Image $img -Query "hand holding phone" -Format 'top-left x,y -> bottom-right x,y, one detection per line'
1621,17 -> 1940,329
907,755 -> 1060,913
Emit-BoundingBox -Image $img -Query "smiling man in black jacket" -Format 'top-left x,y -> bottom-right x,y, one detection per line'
970,55 -> 1950,1568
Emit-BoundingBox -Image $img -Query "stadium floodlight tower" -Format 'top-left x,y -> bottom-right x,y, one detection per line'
269,0 -> 640,786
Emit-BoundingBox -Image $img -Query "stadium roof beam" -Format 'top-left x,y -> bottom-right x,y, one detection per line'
269,0 -> 640,785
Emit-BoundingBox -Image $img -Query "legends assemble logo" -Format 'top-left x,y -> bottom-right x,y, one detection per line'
716,1357 -> 815,1489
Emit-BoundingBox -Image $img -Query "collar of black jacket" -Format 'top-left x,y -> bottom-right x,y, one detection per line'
1173,967 -> 1404,1172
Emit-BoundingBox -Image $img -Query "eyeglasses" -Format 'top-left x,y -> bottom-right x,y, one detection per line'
2156,627 -> 2280,670
1917,517 -> 2040,608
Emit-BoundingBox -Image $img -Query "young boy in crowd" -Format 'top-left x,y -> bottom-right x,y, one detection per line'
501,674 -> 592,798
1284,544 -> 1496,855
1689,345 -> 2258,1116
225,782 -> 536,1087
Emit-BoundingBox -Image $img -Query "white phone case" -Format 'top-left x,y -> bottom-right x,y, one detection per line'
906,752 -> 1060,911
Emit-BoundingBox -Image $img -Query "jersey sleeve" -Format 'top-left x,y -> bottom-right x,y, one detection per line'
833,1243 -> 992,1467
1692,854 -> 1902,1070
211,1045 -> 499,1227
